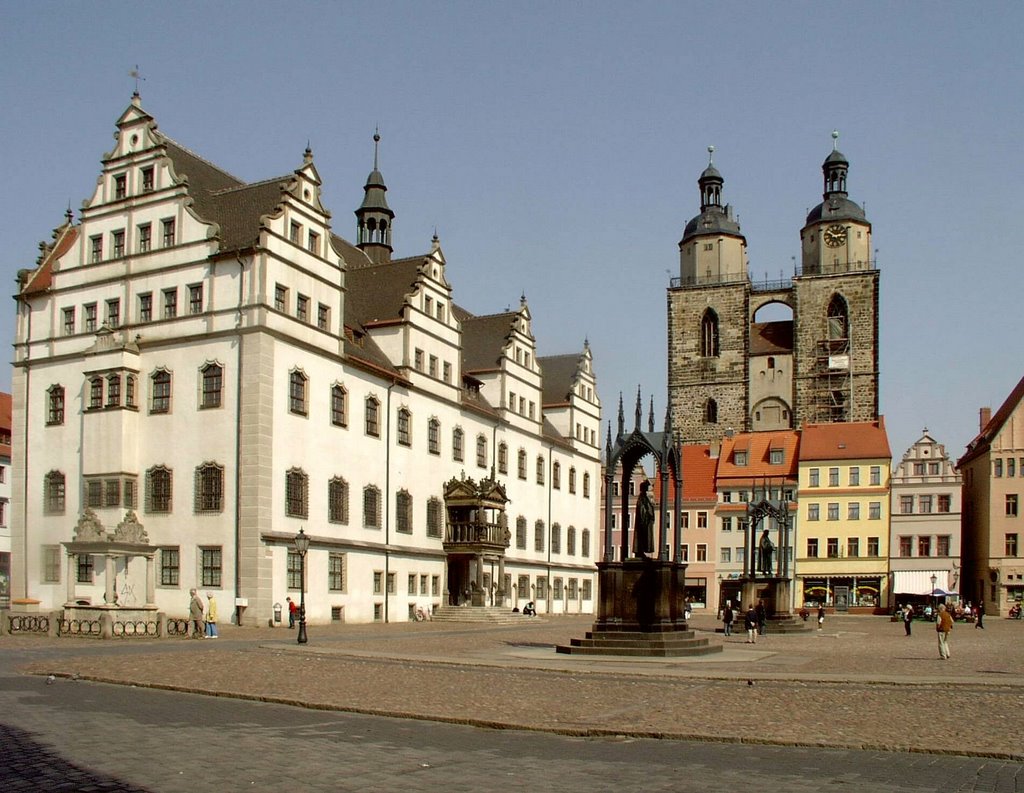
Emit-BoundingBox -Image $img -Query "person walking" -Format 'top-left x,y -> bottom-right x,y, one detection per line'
975,601 -> 985,629
744,604 -> 758,644
902,603 -> 913,636
722,601 -> 734,636
189,588 -> 205,639
936,603 -> 953,659
817,604 -> 826,630
204,592 -> 219,638
756,599 -> 767,636
287,596 -> 297,629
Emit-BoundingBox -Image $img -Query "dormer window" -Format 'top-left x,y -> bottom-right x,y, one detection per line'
734,449 -> 748,466
141,167 -> 154,193
289,221 -> 301,243
769,448 -> 784,465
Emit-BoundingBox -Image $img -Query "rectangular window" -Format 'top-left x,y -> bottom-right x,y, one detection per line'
936,535 -> 950,557
442,362 -> 451,383
141,167 -> 154,193
995,459 -> 1004,477
84,303 -> 97,332
696,543 -> 708,562
913,462 -> 925,476
408,574 -> 417,595
1007,494 -> 1019,517
847,537 -> 859,557
386,572 -> 395,594
373,571 -> 382,594
138,222 -> 151,253
162,218 -> 176,247
296,294 -> 309,322
1010,459 -> 1018,477
63,307 -> 76,335
201,547 -> 222,587
91,235 -> 103,263
806,538 -> 818,558
43,546 -> 61,583
274,284 -> 287,312
139,293 -> 152,322
827,503 -> 839,520
432,575 -> 440,596
938,494 -> 951,513
918,495 -> 933,514
697,511 -> 708,529
826,538 -> 839,558
1006,534 -> 1018,556
869,502 -> 881,520
106,299 -> 120,328
721,516 -> 732,532
829,467 -> 839,487
720,546 -> 731,563
899,536 -> 912,557
429,355 -> 438,378
867,536 -> 880,557
917,536 -> 931,557
536,577 -> 547,600
848,502 -> 860,520
849,467 -> 860,486
414,349 -> 424,371
900,495 -> 914,514
317,303 -> 329,331
808,503 -> 820,521
290,221 -> 301,243
112,229 -> 125,258
189,284 -> 203,315
160,547 -> 179,586
163,288 -> 177,319
328,553 -> 344,591
809,468 -> 819,487
77,554 -> 95,583
870,466 -> 881,486
114,174 -> 127,199
307,230 -> 319,255
769,448 -> 783,465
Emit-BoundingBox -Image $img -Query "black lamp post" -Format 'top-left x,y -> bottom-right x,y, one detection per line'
930,573 -> 938,620
295,527 -> 310,644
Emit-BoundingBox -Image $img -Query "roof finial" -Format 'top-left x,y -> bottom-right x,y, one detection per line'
831,129 -> 840,151
373,126 -> 381,170
707,145 -> 715,165
128,65 -> 145,98
634,386 -> 642,431
65,202 -> 73,224
648,395 -> 655,433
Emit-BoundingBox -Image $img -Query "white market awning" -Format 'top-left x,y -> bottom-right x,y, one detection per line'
891,570 -> 957,596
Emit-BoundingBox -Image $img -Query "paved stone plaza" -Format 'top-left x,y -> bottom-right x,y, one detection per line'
2,613 -> 1023,791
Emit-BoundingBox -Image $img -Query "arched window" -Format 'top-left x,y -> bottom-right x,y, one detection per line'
106,373 -> 121,407
285,468 -> 308,518
497,442 -> 508,474
568,466 -> 577,494
476,434 -> 488,468
552,462 -> 561,490
397,408 -> 412,447
536,456 -> 545,485
89,376 -> 103,409
700,309 -> 720,357
45,470 -> 66,513
365,396 -> 380,437
395,489 -> 412,533
583,472 -> 591,498
331,384 -> 347,427
428,418 -> 441,455
47,385 -> 65,425
704,398 -> 718,424
363,485 -> 381,528
125,375 -> 136,408
581,528 -> 591,557
328,477 -> 349,524
194,462 -> 224,512
517,449 -> 527,479
534,520 -> 545,552
289,370 -> 308,415
201,363 -> 223,409
452,427 -> 464,461
551,523 -> 561,554
146,466 -> 172,513
567,526 -> 577,555
516,516 -> 527,549
426,497 -> 442,538
827,294 -> 849,341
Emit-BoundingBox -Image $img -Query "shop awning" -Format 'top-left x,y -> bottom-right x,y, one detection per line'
891,570 -> 957,596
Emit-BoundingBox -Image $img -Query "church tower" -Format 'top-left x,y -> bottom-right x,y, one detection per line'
792,132 -> 878,425
667,148 -> 751,443
667,136 -> 879,445
354,131 -> 394,264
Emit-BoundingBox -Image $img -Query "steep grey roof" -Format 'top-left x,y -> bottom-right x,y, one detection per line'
461,312 -> 515,371
344,257 -> 423,326
538,353 -> 580,405
805,195 -> 867,226
331,233 -> 373,269
681,206 -> 743,243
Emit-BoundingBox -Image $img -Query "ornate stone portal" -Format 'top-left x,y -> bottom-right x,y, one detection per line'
442,475 -> 510,607
558,391 -> 721,656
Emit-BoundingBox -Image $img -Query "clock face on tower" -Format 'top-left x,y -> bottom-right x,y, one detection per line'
823,224 -> 848,248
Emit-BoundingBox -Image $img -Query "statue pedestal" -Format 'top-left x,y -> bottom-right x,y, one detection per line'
593,558 -> 688,632
739,577 -> 793,616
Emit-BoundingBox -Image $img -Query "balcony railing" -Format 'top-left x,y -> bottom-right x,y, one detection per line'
444,521 -> 508,548
669,259 -> 878,291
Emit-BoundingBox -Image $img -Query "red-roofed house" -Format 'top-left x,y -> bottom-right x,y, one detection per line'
957,374 -> 1024,614
797,419 -> 892,612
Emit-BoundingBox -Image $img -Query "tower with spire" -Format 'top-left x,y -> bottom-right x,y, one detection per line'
354,130 -> 394,264
668,135 -> 879,444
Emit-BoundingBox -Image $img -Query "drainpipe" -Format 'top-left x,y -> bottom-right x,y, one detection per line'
232,254 -> 247,624
18,300 -> 31,599
384,381 -> 395,622
546,445 -> 553,612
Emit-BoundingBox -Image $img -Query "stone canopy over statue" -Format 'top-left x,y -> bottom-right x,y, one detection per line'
758,528 -> 775,575
632,479 -> 655,558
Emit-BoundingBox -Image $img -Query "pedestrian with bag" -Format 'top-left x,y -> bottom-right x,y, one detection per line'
722,601 -> 734,636
204,592 -> 219,638
902,603 -> 913,636
189,588 -> 205,639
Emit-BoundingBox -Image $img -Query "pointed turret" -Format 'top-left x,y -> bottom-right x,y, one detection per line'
355,130 -> 395,264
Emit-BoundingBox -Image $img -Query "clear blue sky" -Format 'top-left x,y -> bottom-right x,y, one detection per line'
2,1 -> 1021,463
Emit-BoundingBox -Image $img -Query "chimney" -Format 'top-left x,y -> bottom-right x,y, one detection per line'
979,407 -> 992,432
710,440 -> 721,459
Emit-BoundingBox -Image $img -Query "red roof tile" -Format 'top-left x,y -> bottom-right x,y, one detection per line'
717,430 -> 800,483
799,418 -> 891,461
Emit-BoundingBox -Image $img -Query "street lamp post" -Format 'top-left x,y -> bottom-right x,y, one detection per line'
930,573 -> 938,621
295,527 -> 310,644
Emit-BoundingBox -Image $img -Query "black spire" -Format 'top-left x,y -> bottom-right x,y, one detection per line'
355,129 -> 395,264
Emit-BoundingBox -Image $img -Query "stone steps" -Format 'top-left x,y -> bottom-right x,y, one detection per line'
556,630 -> 724,657
430,606 -> 528,624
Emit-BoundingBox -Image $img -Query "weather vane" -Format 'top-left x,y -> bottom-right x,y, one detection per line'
128,65 -> 145,94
